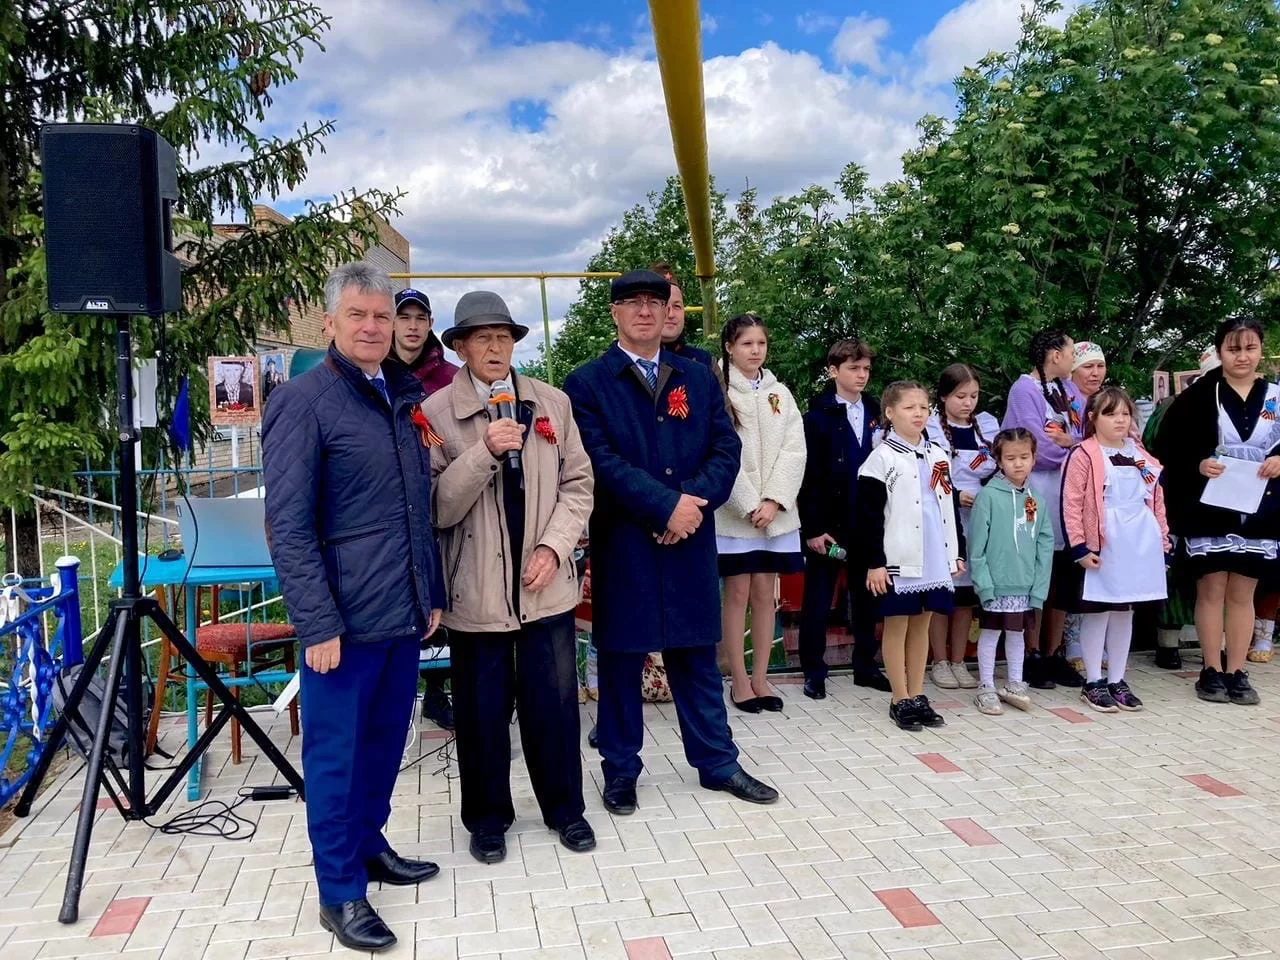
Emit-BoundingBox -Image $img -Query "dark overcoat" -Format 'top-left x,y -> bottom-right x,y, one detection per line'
563,343 -> 741,654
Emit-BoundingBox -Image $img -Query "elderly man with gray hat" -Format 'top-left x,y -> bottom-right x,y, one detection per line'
423,291 -> 597,864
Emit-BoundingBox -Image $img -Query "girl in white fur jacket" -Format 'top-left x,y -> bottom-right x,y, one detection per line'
714,314 -> 807,713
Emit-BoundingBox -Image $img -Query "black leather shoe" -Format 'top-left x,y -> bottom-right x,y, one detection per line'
587,724 -> 599,749
365,849 -> 440,885
318,898 -> 396,952
1025,651 -> 1056,690
702,769 -> 779,804
890,697 -> 923,731
421,685 -> 454,731
469,832 -> 507,864
602,777 -> 637,815
1050,654 -> 1085,688
730,695 -> 763,713
556,818 -> 597,852
1154,645 -> 1183,670
854,670 -> 893,692
913,695 -> 946,728
756,695 -> 784,712
803,677 -> 826,699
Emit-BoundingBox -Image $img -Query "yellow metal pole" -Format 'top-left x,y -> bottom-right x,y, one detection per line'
648,0 -> 717,339
539,276 -> 554,385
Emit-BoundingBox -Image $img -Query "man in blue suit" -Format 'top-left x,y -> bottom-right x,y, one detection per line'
564,270 -> 778,813
264,262 -> 444,953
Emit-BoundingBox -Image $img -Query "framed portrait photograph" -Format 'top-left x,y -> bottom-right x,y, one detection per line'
1173,369 -> 1200,395
260,351 -> 287,404
1152,370 -> 1171,404
209,355 -> 261,426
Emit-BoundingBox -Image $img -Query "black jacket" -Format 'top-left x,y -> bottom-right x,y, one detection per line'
1153,368 -> 1280,540
262,344 -> 445,647
797,389 -> 880,544
669,340 -> 715,372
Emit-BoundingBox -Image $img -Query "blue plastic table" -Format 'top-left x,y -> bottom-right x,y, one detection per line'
109,556 -> 284,800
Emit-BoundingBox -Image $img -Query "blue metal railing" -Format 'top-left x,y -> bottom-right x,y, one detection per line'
0,558 -> 83,806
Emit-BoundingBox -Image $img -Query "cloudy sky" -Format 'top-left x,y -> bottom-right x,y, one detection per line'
249,0 -> 1061,363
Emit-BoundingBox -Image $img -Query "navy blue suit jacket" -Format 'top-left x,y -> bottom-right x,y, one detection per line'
564,343 -> 741,653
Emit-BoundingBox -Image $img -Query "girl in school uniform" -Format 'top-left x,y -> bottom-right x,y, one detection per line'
1155,316 -> 1280,706
968,429 -> 1055,715
715,314 -> 807,713
926,364 -> 1001,691
857,381 -> 965,731
1000,329 -> 1086,690
1061,387 -> 1170,712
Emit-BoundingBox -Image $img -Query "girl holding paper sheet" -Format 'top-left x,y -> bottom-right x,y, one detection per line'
1155,317 -> 1280,706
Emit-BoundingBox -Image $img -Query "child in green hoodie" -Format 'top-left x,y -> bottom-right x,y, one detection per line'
968,428 -> 1056,714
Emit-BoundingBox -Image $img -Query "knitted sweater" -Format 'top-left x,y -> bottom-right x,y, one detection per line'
714,365 -> 807,540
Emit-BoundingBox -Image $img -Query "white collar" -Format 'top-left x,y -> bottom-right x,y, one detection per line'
619,344 -> 661,366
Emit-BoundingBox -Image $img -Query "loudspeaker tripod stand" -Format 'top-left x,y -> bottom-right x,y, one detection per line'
13,316 -> 305,923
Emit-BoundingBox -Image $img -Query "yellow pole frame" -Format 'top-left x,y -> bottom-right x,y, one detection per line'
648,0 -> 717,338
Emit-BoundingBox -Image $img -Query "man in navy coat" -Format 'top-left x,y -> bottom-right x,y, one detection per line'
264,262 -> 444,953
564,270 -> 778,813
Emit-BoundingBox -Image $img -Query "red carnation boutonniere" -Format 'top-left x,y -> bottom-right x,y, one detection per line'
534,416 -> 558,444
767,393 -> 781,415
1025,494 -> 1038,525
930,460 -> 953,494
667,385 -> 690,420
409,407 -> 444,448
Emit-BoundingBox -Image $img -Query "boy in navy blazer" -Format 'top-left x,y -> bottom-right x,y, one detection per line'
796,339 -> 891,698
564,270 -> 778,813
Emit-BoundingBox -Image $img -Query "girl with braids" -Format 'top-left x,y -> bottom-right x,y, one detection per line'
857,381 -> 966,731
1001,329 -> 1085,690
926,364 -> 1001,690
1155,317 -> 1280,706
714,314 -> 807,712
1059,387 -> 1169,712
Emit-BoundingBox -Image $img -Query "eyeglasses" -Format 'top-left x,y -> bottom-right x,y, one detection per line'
616,297 -> 668,311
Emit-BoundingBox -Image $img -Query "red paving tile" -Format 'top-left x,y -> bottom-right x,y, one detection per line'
1048,707 -> 1093,724
772,676 -> 805,684
1174,671 -> 1200,679
91,896 -> 150,937
874,888 -> 941,927
420,729 -> 452,741
625,937 -> 673,960
915,753 -> 962,774
1182,774 -> 1245,798
932,700 -> 965,709
942,817 -> 1000,846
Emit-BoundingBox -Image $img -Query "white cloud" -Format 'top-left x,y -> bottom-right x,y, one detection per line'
796,12 -> 839,34
915,0 -> 1075,85
702,14 -> 718,34
831,14 -> 892,72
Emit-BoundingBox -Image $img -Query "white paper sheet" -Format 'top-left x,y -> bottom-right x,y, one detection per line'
1200,456 -> 1268,515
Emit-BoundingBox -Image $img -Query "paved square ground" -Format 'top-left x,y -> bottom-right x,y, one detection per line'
3,654 -> 1280,959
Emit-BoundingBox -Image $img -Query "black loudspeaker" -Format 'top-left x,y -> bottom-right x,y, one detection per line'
41,124 -> 181,316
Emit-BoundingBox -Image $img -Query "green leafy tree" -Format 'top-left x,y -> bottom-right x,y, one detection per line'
0,1 -> 401,574
878,0 -> 1280,394
536,177 -> 729,383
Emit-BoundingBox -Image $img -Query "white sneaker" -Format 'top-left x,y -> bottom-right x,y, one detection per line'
931,660 -> 960,689
974,687 -> 1003,715
998,681 -> 1033,711
950,661 -> 979,689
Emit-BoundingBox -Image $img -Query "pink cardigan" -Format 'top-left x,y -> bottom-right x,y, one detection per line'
1061,437 -> 1170,560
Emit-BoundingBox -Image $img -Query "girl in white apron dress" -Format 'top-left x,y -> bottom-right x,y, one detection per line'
1000,330 -> 1085,689
1061,387 -> 1170,713
927,364 -> 1000,690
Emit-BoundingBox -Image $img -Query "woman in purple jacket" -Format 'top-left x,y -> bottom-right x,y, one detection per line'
1001,330 -> 1086,689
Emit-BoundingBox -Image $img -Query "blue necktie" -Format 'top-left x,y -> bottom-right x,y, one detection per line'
371,377 -> 391,406
636,358 -> 658,391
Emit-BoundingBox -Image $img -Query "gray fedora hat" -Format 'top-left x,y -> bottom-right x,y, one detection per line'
442,291 -> 530,350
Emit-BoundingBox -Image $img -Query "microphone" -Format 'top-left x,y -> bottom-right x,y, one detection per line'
488,378 -> 521,472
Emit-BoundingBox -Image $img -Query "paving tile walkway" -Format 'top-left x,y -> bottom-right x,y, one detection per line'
2,654 -> 1280,959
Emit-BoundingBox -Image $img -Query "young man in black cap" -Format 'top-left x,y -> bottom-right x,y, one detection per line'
650,262 -> 714,371
564,269 -> 777,813
392,287 -> 459,730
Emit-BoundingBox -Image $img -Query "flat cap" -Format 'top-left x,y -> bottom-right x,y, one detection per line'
610,270 -> 671,303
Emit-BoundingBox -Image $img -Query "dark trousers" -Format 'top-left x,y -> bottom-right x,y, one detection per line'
300,635 -> 419,906
597,645 -> 739,786
450,611 -> 584,835
798,552 -> 879,680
